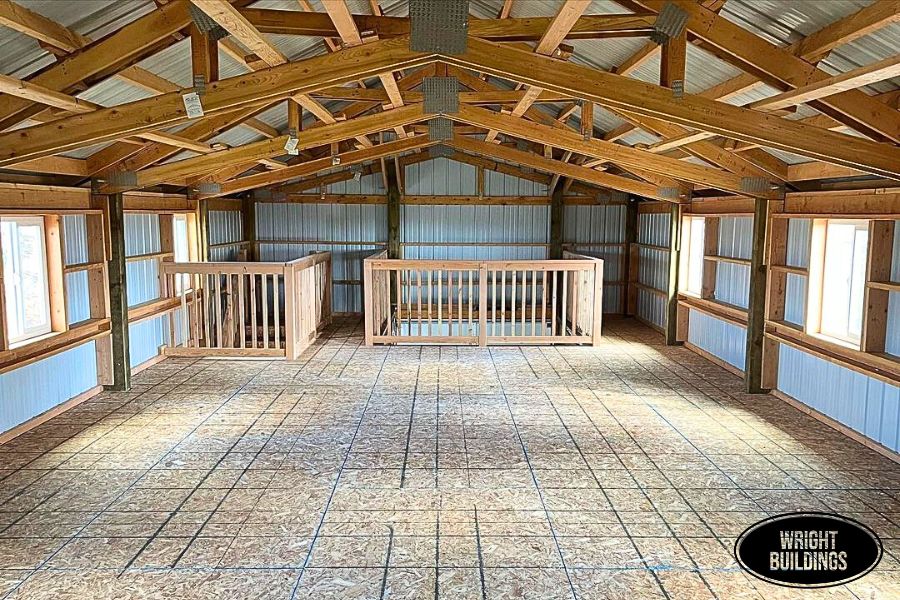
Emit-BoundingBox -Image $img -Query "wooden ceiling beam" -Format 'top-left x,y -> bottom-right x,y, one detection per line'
486,0 -> 590,143
0,0 -> 193,131
0,36 -> 435,166
240,8 -> 657,41
203,135 -> 433,198
748,55 -> 900,112
103,103 -> 430,192
608,0 -> 900,144
0,0 -> 88,52
449,104 -> 771,197
189,0 -> 287,67
634,0 -> 900,144
442,40 -> 900,179
448,135 -> 672,202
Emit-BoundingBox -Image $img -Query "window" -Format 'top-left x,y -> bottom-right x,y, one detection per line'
679,216 -> 705,296
817,220 -> 869,344
1,217 -> 51,344
173,214 -> 191,294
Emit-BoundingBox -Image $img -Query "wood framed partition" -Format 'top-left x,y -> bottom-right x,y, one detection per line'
363,251 -> 603,346
159,252 -> 331,359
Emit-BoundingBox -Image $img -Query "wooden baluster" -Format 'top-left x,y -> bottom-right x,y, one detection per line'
551,270 -> 557,337
447,270 -> 453,337
214,273 -> 223,348
572,269 -> 580,337
530,269 -> 537,336
500,270 -> 506,335
561,269 -> 568,338
274,273 -> 281,350
406,269 -> 413,336
510,270 -> 517,337
521,270 -> 527,335
224,273 -> 234,348
250,274 -> 257,349
262,273 -> 269,349
491,270 -> 497,337
437,269 -> 443,334
180,272 -> 188,347
417,269 -> 422,336
395,269 -> 402,333
427,270 -> 433,336
458,270 -> 464,334
239,273 -> 246,349
468,269 -> 473,337
203,274 -> 212,348
541,270 -> 548,337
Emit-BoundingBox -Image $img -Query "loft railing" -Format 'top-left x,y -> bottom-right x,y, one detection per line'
363,251 -> 603,346
159,252 -> 331,358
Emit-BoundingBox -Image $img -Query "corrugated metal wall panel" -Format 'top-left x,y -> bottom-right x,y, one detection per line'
65,271 -> 90,325
715,262 -> 750,309
636,211 -> 671,327
129,315 -> 168,368
777,342 -> 900,453
62,214 -> 88,265
784,273 -> 807,327
687,308 -> 747,371
0,341 -> 98,433
326,171 -> 385,195
718,216 -> 753,260
887,291 -> 900,358
786,218 -> 811,268
484,169 -> 548,197
637,288 -> 666,329
637,211 -> 671,247
405,158 -> 478,195
714,217 -> 751,308
124,213 -> 160,256
563,205 -> 626,244
208,210 -> 242,246
256,202 -> 386,313
126,259 -> 160,307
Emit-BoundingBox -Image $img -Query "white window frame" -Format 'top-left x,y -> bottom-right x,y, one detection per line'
678,216 -> 705,297
1,216 -> 52,345
806,218 -> 870,348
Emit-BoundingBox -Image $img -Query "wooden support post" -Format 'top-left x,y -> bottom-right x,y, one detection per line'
549,180 -> 565,259
861,219 -> 895,353
478,263 -> 488,347
198,198 -> 209,262
762,215 -> 789,391
745,198 -> 770,393
190,25 -> 219,85
386,158 -> 401,259
665,202 -> 683,345
241,197 -> 257,261
363,258 -> 374,346
43,214 -> 66,333
623,197 -> 638,316
106,192 -> 131,391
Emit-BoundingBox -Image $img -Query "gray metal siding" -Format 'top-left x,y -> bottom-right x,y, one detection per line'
405,158 -> 478,196
778,342 -> 900,453
564,204 -> 626,313
208,209 -> 243,262
484,169 -> 547,197
636,211 -> 671,328
256,202 -> 386,313
715,216 -> 752,309
687,308 -> 747,371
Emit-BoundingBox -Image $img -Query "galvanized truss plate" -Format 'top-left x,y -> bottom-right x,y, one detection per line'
651,2 -> 688,45
410,0 -> 469,55
428,116 -> 453,141
423,77 -> 460,114
429,144 -> 453,158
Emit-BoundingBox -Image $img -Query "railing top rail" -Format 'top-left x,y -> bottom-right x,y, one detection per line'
285,251 -> 331,269
160,252 -> 333,276
562,250 -> 606,264
365,258 -> 599,270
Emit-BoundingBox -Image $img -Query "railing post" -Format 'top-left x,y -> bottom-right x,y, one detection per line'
284,264 -> 296,360
363,258 -> 374,346
324,254 -> 332,325
592,260 -> 603,347
478,263 -> 488,347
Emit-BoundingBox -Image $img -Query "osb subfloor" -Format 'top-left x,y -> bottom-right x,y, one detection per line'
0,317 -> 898,600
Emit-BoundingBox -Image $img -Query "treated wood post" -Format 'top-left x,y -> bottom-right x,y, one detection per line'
861,220 -> 895,354
387,159 -> 401,259
198,198 -> 209,262
241,197 -> 257,261
478,263 -> 488,347
549,181 -> 564,259
745,198 -> 771,393
363,258 -> 374,346
623,197 -> 638,316
592,259 -> 603,346
284,264 -> 296,360
665,203 -> 683,346
107,192 -> 131,391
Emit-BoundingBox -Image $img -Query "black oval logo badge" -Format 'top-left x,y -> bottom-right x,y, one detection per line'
734,512 -> 882,588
